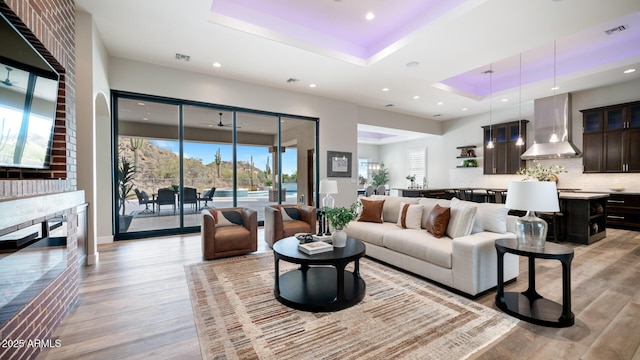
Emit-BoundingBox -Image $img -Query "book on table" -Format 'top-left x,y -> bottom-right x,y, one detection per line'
298,241 -> 333,255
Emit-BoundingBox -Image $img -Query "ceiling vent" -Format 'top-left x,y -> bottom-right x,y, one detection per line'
384,104 -> 395,108
286,78 -> 300,83
175,53 -> 191,61
605,25 -> 627,35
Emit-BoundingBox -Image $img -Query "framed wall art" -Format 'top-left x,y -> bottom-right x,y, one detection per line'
327,151 -> 352,178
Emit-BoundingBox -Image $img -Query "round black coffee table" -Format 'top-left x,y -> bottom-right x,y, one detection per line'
273,236 -> 366,312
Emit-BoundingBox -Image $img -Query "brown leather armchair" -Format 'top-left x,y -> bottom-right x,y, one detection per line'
264,204 -> 316,247
201,207 -> 257,260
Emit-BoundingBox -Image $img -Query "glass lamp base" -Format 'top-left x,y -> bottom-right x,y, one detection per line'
322,194 -> 335,209
515,211 -> 548,250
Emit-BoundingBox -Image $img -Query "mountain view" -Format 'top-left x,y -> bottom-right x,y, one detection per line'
118,137 -> 296,195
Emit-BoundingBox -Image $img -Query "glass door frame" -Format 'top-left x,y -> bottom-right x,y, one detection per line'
111,90 -> 319,240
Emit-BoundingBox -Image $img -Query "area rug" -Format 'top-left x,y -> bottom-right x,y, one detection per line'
184,253 -> 518,360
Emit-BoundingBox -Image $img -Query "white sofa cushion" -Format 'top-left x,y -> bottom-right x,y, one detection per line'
447,197 -> 477,238
471,201 -> 509,234
383,229 -> 453,269
345,221 -> 400,247
396,202 -> 423,229
370,195 -> 419,223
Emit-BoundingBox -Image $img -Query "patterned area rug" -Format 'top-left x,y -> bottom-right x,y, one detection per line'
184,253 -> 517,360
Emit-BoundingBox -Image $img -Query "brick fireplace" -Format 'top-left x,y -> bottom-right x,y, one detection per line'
0,1 -> 80,359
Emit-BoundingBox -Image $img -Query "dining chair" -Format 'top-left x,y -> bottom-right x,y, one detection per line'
365,185 -> 375,197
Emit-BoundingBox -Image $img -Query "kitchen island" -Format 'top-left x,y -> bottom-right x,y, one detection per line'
559,192 -> 609,245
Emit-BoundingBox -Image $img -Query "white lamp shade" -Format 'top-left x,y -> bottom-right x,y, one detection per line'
319,179 -> 338,194
505,181 -> 560,212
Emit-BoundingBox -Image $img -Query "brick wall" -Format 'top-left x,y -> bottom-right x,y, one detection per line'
0,1 -> 78,359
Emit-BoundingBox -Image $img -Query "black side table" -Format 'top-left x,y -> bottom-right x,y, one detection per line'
495,238 -> 575,327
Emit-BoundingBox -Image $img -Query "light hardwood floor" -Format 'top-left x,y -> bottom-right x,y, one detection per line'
38,228 -> 640,360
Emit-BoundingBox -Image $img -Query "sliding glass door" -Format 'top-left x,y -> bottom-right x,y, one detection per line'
113,91 -> 318,239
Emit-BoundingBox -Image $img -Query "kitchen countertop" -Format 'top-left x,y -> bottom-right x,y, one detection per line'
559,192 -> 609,200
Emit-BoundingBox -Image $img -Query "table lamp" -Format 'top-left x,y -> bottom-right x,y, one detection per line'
505,181 -> 559,249
319,179 -> 338,209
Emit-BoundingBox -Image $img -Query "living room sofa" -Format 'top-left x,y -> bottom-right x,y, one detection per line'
345,195 -> 520,297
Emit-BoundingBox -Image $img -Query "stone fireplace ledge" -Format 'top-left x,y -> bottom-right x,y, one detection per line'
0,190 -> 85,230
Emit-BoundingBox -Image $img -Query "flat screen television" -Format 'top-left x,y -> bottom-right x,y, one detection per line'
0,11 -> 60,170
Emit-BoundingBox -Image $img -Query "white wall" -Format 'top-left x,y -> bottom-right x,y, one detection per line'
75,11 -> 113,260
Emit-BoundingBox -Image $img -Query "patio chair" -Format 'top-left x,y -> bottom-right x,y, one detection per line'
134,188 -> 156,214
156,188 -> 176,214
183,187 -> 198,212
197,187 -> 216,209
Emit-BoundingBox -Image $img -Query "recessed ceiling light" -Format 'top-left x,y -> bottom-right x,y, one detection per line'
501,98 -> 508,102
365,12 -> 375,20
413,95 -> 420,100
461,108 -> 468,111
406,61 -> 419,68
382,88 -> 389,92
624,68 -> 636,74
437,102 -> 443,106
137,102 -> 145,106
143,117 -> 148,121
551,86 -> 560,91
309,83 -> 316,88
212,62 -> 222,68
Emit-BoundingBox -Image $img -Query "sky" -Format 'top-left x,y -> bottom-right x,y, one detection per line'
150,140 -> 298,175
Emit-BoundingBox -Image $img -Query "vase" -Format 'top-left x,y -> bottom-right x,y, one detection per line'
332,228 -> 347,247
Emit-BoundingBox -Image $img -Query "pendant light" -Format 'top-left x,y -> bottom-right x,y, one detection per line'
549,40 -> 560,143
486,64 -> 494,149
515,53 -> 525,146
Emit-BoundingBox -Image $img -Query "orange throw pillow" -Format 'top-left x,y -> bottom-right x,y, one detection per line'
358,199 -> 384,223
426,204 -> 451,238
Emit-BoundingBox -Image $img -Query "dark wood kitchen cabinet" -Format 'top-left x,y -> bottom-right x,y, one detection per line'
482,120 -> 527,175
605,193 -> 640,230
582,101 -> 640,173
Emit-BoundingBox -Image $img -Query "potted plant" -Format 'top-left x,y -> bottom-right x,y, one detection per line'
371,162 -> 389,187
462,158 -> 478,167
516,160 -> 566,181
324,203 -> 360,247
117,156 -> 136,232
406,174 -> 416,188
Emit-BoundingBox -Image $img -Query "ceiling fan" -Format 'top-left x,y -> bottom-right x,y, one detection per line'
200,112 -> 240,128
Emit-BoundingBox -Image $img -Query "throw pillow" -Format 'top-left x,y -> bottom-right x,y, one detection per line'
446,197 -> 478,238
278,206 -> 301,221
471,202 -> 509,234
358,198 -> 384,223
425,204 -> 451,238
213,209 -> 243,227
396,202 -> 423,229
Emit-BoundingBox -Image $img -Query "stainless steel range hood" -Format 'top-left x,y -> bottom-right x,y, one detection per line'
521,93 -> 581,160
